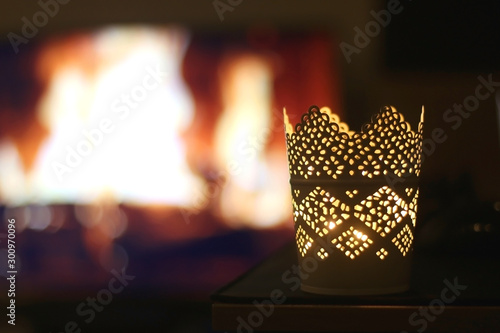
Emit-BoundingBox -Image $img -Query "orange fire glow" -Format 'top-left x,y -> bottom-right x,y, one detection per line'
0,26 -> 292,234
214,53 -> 291,228
0,27 -> 206,208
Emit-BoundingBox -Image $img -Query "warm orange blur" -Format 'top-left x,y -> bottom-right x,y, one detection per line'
0,26 -> 298,234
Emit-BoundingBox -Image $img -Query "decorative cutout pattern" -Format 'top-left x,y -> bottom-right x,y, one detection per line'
285,105 -> 424,180
296,225 -> 314,257
408,188 -> 419,227
376,248 -> 388,260
392,224 -> 414,256
292,185 -> 419,260
353,186 -> 408,237
294,187 -> 348,237
331,226 -> 373,260
345,189 -> 359,199
317,247 -> 329,260
285,105 -> 423,262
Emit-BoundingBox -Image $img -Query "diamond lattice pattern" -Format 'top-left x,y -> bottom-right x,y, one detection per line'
331,226 -> 373,260
294,187 -> 349,237
353,186 -> 408,237
392,224 -> 414,256
293,185 -> 418,259
296,225 -> 314,257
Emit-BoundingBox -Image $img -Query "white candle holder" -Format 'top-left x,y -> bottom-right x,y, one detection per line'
284,105 -> 424,295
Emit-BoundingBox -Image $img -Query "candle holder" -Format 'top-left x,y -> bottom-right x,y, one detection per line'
284,105 -> 424,295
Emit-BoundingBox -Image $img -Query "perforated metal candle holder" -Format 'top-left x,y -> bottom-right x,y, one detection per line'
284,105 -> 424,295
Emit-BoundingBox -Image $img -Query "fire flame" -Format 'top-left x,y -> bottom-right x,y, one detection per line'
1,27 -> 206,207
0,26 -> 291,235
214,53 -> 291,228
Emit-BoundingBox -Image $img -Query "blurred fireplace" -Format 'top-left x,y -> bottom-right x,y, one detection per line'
0,26 -> 342,298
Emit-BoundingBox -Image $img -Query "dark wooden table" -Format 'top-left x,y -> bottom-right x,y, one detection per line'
212,242 -> 500,332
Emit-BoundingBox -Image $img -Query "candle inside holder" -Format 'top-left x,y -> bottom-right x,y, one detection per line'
284,105 -> 424,295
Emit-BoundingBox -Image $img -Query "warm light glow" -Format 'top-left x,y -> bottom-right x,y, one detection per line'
0,27 -> 206,207
215,54 -> 290,228
0,26 -> 301,233
287,106 -> 423,262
